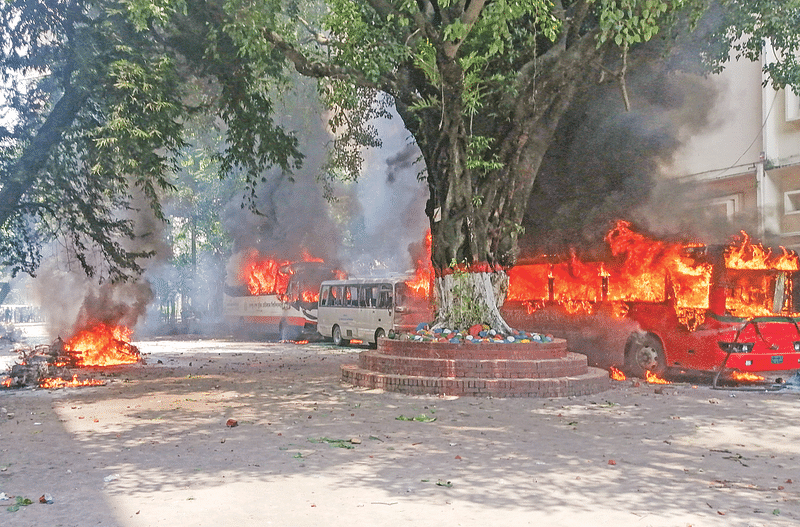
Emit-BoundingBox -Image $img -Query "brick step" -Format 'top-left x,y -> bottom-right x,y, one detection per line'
377,337 -> 568,360
359,350 -> 589,379
340,364 -> 610,398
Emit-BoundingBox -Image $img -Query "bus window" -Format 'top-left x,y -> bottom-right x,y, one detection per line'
360,285 -> 378,307
332,285 -> 344,306
347,285 -> 359,307
378,284 -> 393,309
320,285 -> 330,306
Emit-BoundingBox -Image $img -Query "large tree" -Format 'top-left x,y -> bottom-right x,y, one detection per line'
3,0 -> 800,329
213,0 -> 800,330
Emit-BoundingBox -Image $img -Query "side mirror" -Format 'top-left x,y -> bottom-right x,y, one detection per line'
395,306 -> 408,314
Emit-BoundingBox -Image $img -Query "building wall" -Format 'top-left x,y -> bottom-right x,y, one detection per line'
667,59 -> 764,180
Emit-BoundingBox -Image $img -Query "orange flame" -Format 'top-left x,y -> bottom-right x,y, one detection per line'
1,377 -> 12,388
240,250 -> 291,296
64,323 -> 140,367
406,230 -> 433,299
726,231 -> 799,271
644,370 -> 671,384
730,371 -> 765,383
301,249 -> 324,263
609,367 -> 627,381
39,374 -> 106,389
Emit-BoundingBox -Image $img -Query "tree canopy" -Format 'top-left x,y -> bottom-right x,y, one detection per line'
3,0 -> 800,326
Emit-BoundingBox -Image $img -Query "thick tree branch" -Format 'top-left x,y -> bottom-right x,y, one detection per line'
261,28 -> 398,94
0,83 -> 89,228
443,0 -> 487,59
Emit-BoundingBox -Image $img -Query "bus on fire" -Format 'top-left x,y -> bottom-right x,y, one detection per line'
224,260 -> 341,339
500,221 -> 800,381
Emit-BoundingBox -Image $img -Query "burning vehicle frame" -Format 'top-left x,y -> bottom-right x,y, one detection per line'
501,221 -> 800,385
223,252 -> 344,341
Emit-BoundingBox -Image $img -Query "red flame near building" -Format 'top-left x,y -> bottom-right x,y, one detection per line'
64,323 -> 140,367
725,231 -> 799,270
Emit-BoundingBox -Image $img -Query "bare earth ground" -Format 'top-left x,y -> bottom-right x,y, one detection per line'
1,326 -> 800,527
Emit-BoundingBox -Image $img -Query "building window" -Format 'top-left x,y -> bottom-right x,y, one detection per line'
705,194 -> 741,220
784,190 -> 800,214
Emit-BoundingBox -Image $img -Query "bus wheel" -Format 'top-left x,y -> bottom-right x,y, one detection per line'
371,328 -> 385,349
332,325 -> 347,346
625,332 -> 666,378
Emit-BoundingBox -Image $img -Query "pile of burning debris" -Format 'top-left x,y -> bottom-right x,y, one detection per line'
1,323 -> 142,389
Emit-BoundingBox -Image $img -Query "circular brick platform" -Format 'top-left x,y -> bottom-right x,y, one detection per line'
341,337 -> 609,397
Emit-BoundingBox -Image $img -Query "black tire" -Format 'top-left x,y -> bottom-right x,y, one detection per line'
371,328 -> 385,349
625,332 -> 667,378
332,325 -> 348,347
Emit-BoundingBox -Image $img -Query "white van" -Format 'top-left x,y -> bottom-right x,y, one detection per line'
317,277 -> 432,346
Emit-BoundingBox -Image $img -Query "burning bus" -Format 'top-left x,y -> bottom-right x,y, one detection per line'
500,221 -> 800,380
223,250 -> 342,339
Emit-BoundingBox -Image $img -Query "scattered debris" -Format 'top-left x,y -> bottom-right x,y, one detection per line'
1,336 -> 122,389
226,418 -> 238,427
103,473 -> 121,482
39,494 -> 54,504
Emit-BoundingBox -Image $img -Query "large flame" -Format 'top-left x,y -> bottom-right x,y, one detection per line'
240,250 -> 291,296
406,230 -> 433,299
726,231 -> 799,270
508,220 -> 799,324
64,323 -> 140,367
237,249 -> 340,301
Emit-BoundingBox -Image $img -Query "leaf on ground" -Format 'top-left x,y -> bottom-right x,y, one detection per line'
396,414 -> 437,422
308,437 -> 355,449
7,497 -> 33,512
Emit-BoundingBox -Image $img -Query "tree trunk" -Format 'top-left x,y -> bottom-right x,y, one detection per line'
434,270 -> 511,332
392,26 -> 603,332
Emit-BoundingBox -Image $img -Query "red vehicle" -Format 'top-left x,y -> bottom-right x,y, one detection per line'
501,222 -> 800,381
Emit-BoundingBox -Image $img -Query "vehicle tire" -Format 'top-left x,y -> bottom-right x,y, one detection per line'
332,325 -> 348,347
624,332 -> 666,378
372,328 -> 385,349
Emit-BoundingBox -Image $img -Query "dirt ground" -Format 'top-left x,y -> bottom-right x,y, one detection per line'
1,325 -> 800,527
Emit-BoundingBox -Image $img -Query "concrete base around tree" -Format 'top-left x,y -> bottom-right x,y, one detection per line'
341,337 -> 609,397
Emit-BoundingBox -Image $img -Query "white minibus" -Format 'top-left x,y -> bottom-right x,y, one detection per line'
317,276 -> 432,346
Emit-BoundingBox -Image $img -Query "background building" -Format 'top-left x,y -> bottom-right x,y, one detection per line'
668,44 -> 800,250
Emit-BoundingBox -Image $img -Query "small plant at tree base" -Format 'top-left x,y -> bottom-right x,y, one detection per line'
446,259 -> 486,331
